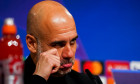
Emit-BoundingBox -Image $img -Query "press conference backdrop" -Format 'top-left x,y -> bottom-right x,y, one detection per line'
1,0 -> 140,84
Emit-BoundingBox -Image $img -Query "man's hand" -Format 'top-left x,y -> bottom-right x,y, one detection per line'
33,49 -> 60,80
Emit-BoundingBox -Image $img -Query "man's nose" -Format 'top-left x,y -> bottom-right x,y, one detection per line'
62,44 -> 73,58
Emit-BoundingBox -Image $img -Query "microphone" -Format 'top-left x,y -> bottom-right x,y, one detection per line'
85,69 -> 102,84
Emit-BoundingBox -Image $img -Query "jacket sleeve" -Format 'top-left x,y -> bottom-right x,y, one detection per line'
30,75 -> 47,84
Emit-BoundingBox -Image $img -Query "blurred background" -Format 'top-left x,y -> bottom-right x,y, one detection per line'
0,0 -> 140,84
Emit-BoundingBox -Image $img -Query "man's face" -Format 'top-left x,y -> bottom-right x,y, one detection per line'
36,16 -> 78,75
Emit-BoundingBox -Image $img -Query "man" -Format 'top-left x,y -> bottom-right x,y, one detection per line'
24,1 -> 102,84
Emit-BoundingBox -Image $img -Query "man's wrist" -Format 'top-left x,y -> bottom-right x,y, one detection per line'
33,72 -> 49,81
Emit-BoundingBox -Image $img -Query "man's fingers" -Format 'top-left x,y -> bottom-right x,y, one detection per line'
47,48 -> 58,56
51,63 -> 60,74
49,56 -> 60,74
40,48 -> 59,57
33,48 -> 60,80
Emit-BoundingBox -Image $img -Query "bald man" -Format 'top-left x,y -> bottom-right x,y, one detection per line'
24,1 -> 102,84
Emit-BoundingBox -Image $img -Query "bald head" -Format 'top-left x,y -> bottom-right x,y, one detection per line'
27,1 -> 75,40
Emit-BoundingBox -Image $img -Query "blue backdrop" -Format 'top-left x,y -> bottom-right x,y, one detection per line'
0,0 -> 140,61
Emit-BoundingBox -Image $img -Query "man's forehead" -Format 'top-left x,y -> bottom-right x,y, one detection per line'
38,17 -> 77,42
47,29 -> 77,42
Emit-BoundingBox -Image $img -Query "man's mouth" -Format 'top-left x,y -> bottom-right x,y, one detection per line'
60,63 -> 73,69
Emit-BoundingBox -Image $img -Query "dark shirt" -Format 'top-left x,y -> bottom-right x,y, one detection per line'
24,55 -> 102,84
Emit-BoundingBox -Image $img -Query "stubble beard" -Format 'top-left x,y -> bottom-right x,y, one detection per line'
54,58 -> 75,77
37,41 -> 75,77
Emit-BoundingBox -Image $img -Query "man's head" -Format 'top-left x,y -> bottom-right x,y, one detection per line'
26,1 -> 78,76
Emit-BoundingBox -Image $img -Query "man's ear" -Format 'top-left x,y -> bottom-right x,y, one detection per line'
26,34 -> 37,53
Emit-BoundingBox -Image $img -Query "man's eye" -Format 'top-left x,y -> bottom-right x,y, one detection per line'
52,43 -> 65,47
70,40 -> 76,45
56,43 -> 65,47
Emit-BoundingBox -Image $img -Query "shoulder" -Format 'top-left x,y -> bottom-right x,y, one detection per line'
24,55 -> 36,84
67,70 -> 102,84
